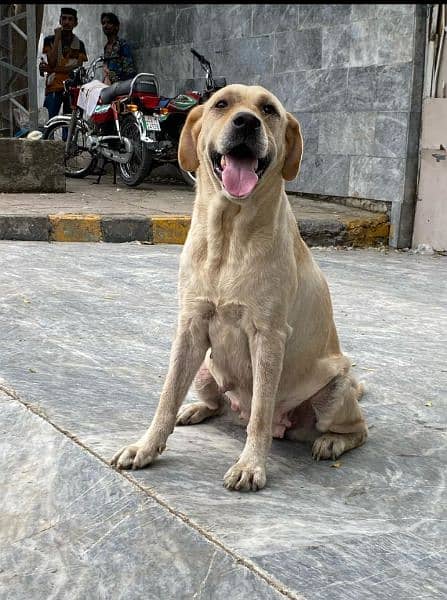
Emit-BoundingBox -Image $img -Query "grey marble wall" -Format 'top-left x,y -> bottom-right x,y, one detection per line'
41,4 -> 426,241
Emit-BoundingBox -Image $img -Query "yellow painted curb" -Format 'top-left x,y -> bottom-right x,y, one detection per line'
49,214 -> 102,242
151,215 -> 191,244
344,214 -> 390,247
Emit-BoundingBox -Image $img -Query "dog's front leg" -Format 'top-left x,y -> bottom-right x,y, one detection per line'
111,313 -> 209,470
224,330 -> 286,492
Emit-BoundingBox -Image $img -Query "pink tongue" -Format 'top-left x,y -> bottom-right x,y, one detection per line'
221,155 -> 258,197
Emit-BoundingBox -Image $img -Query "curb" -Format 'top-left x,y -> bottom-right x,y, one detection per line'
0,213 -> 389,247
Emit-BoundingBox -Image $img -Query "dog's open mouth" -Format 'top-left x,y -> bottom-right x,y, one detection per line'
212,144 -> 270,198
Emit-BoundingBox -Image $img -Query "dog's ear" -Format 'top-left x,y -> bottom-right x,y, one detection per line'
282,112 -> 303,181
178,104 -> 205,171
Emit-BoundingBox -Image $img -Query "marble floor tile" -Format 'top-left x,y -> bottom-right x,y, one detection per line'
0,241 -> 445,599
0,393 -> 285,600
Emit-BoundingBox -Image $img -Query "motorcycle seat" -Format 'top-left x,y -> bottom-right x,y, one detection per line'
100,78 -> 158,104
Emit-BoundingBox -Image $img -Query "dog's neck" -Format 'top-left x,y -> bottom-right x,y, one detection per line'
191,172 -> 287,271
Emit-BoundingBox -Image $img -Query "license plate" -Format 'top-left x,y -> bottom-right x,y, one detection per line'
144,115 -> 161,131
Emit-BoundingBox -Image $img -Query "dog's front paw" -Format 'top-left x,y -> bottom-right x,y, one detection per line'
111,438 -> 165,470
223,460 -> 266,492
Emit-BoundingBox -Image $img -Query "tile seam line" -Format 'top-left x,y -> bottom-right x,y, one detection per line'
0,382 -> 305,600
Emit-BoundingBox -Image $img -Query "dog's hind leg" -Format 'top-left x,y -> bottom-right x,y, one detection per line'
176,363 -> 225,425
310,373 -> 368,461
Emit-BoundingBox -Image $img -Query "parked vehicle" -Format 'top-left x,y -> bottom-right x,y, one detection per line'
42,57 -> 160,186
42,49 -> 226,187
157,48 -> 226,185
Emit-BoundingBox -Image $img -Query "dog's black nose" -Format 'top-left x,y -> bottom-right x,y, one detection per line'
232,112 -> 261,131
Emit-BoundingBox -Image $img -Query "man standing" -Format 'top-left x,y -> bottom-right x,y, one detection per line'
101,13 -> 137,84
40,7 -> 87,119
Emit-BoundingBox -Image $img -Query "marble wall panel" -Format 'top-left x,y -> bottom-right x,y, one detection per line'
322,25 -> 351,69
268,72 -> 295,108
293,112 -> 320,155
349,19 -> 379,67
377,13 -> 415,66
208,4 -> 253,42
135,44 -> 194,82
374,113 -> 409,158
252,4 -> 299,36
293,68 -> 348,112
351,4 -> 377,21
274,28 -> 322,72
42,3 -> 423,211
299,4 -> 352,28
349,156 -> 406,202
289,154 -> 350,196
318,112 -> 376,156
174,6 -> 196,45
193,36 -> 274,81
347,66 -> 377,111
375,63 -> 413,111
352,4 -> 415,22
143,5 -> 177,47
190,5 -> 213,43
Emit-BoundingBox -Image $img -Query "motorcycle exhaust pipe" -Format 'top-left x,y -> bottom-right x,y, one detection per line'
101,147 -> 133,164
87,135 -> 134,164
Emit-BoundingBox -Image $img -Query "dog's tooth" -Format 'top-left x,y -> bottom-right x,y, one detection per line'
221,156 -> 226,168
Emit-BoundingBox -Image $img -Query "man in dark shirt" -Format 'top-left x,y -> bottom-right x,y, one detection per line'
40,7 -> 88,119
101,12 -> 137,85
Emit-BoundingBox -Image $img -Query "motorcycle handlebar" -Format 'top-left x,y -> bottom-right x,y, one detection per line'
190,47 -> 211,69
88,56 -> 103,75
190,48 -> 204,61
190,47 -> 222,94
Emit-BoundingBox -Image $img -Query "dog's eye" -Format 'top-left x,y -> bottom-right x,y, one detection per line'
262,104 -> 277,115
214,99 -> 228,109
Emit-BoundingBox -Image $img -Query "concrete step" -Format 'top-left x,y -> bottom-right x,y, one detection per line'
0,172 -> 389,246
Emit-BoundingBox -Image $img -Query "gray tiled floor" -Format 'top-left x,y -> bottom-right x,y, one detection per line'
0,242 -> 446,599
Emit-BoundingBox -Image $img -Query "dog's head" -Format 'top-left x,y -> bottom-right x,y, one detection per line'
178,84 -> 303,202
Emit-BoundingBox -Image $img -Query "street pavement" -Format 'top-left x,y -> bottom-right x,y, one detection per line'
0,242 -> 445,599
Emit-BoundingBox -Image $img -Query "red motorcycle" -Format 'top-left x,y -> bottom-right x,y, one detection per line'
43,49 -> 226,187
149,48 -> 226,186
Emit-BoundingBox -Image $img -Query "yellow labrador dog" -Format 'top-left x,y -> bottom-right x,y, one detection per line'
112,84 -> 368,491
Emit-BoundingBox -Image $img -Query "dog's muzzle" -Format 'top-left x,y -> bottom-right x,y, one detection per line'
212,112 -> 270,198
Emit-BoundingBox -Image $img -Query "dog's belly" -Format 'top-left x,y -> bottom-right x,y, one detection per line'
200,302 -> 350,439
204,305 -> 307,433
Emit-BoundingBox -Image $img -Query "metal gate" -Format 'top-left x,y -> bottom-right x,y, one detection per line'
0,4 -> 41,137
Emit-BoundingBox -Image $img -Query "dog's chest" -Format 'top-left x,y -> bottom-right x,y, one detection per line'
208,302 -> 247,350
207,302 -> 252,390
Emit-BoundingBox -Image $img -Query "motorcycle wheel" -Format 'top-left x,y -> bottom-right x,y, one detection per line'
43,120 -> 96,178
178,165 -> 196,187
118,115 -> 152,187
